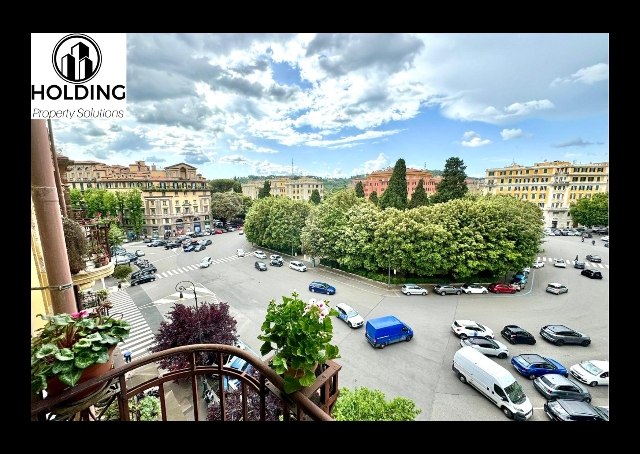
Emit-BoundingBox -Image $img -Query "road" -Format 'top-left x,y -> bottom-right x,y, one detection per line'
106,232 -> 609,421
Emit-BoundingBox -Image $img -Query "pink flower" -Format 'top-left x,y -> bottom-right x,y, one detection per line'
70,310 -> 88,319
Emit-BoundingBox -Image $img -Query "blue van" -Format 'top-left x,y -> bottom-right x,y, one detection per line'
365,315 -> 413,348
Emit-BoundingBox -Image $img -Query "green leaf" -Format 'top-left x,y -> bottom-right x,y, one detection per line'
283,376 -> 302,394
58,368 -> 84,387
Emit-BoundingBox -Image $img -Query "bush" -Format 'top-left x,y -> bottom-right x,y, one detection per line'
332,386 -> 421,421
113,265 -> 132,281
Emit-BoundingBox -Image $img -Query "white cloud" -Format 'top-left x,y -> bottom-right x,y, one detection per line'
460,131 -> 490,147
550,63 -> 609,87
500,128 -> 532,140
351,152 -> 389,175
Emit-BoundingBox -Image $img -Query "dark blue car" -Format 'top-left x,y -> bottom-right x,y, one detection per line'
511,354 -> 567,380
183,245 -> 195,252
309,281 -> 336,295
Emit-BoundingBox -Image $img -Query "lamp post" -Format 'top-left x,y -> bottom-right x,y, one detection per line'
175,280 -> 208,395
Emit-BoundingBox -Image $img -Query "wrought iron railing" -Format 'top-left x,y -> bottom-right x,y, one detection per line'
31,344 -> 339,421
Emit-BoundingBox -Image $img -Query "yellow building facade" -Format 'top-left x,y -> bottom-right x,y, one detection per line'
483,160 -> 609,229
242,177 -> 324,201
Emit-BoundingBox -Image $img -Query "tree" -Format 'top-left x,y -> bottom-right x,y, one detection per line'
369,190 -> 379,206
379,158 -> 408,210
332,386 -> 422,421
113,264 -> 133,281
310,189 -> 321,204
258,180 -> 271,199
209,179 -> 242,193
431,157 -> 468,204
150,302 -> 238,371
408,178 -> 428,209
244,197 -> 311,252
210,192 -> 244,223
125,189 -> 144,236
69,187 -> 84,208
354,181 -> 365,198
569,192 -> 609,227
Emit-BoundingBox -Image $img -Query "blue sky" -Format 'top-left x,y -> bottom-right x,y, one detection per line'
52,33 -> 609,179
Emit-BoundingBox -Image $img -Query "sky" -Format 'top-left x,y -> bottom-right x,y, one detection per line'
51,33 -> 609,180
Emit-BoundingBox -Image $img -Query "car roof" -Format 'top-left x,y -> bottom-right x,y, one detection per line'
544,324 -> 570,331
464,337 -> 493,345
518,353 -> 547,363
201,257 -> 211,261
582,360 -> 609,369
556,399 -> 601,417
503,325 -> 525,332
547,282 -> 564,286
455,319 -> 476,325
336,303 -> 355,311
542,374 -> 577,386
311,281 -> 328,285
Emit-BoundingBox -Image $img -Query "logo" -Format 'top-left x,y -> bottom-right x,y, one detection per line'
52,34 -> 102,84
31,33 -> 127,120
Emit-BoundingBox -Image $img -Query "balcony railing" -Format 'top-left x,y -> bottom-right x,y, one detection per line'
31,344 -> 339,421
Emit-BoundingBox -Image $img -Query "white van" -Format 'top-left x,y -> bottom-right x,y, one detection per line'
452,346 -> 533,420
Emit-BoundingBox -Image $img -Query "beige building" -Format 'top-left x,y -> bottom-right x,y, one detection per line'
65,160 -> 212,237
483,160 -> 609,229
242,177 -> 324,201
353,168 -> 437,199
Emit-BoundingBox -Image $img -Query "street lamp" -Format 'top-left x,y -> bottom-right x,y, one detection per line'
175,280 -> 208,395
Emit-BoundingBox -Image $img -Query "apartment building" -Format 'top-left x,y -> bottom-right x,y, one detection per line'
242,177 -> 324,201
483,160 -> 609,229
65,160 -> 211,237
353,168 -> 437,199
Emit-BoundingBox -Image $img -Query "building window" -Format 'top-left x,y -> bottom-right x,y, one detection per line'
163,209 -> 168,215
163,200 -> 167,206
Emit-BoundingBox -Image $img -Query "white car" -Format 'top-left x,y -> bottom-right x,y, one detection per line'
460,337 -> 509,359
289,260 -> 307,272
460,283 -> 488,294
270,254 -> 282,261
254,250 -> 267,259
553,259 -> 566,268
335,303 -> 364,329
570,360 -> 609,387
451,320 -> 495,339
532,259 -> 544,268
601,236 -> 609,242
200,257 -> 213,268
236,248 -> 245,257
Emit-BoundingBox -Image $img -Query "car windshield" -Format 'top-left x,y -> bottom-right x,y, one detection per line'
504,381 -> 527,404
477,323 -> 487,331
346,309 -> 358,317
580,361 -> 603,375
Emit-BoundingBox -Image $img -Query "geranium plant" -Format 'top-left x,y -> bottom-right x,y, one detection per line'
258,291 -> 340,394
31,304 -> 132,394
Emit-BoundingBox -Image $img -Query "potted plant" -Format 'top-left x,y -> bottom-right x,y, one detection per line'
258,291 -> 340,394
31,305 -> 132,398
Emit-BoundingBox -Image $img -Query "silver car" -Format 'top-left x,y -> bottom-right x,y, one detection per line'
401,283 -> 428,295
533,374 -> 591,402
460,337 -> 509,358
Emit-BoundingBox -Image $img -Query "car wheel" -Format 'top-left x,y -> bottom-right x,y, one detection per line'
584,397 -> 592,403
502,407 -> 514,419
529,339 -> 536,345
459,334 -> 467,339
440,292 -> 445,296
456,290 -> 461,295
311,288 -> 315,293
510,290 -> 516,294
406,292 -> 411,296
458,373 -> 467,384
482,290 -> 488,294
581,340 -> 590,347
556,340 -> 565,346
589,381 -> 598,387
406,335 -> 413,342
348,322 -> 353,328
422,292 -> 426,295
379,343 -> 387,349
529,374 -> 536,380
498,352 -> 507,359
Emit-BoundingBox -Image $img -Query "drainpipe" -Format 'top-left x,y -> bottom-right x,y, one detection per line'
48,119 -> 67,217
31,119 -> 76,314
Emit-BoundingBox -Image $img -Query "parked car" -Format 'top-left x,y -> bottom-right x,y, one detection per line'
500,325 -> 536,345
434,284 -> 462,295
581,269 -> 603,279
199,239 -> 212,246
239,231 -> 244,235
532,259 -> 545,268
236,248 -> 245,257
511,354 -> 568,380
193,244 -> 206,252
533,374 -> 591,402
553,259 -> 567,268
148,240 -> 166,247
309,281 -> 335,295
183,245 -> 195,252
543,399 -> 609,421
214,229 -> 223,234
130,273 -> 156,286
545,282 -> 568,295
581,232 -> 593,238
165,242 -> 180,249
451,320 -> 494,339
131,265 -> 157,279
510,276 -> 527,291
223,355 -> 254,391
335,303 -> 364,328
586,254 -> 601,263
514,270 -> 529,280
570,360 -> 609,387
289,260 -> 307,272
270,254 -> 282,261
269,258 -> 284,266
574,260 -> 585,269
460,283 -> 488,294
255,261 -> 267,271
600,236 -> 609,242
604,242 -> 609,248
539,324 -> 591,346
143,238 -> 153,243
487,282 -> 517,294
134,250 -> 145,257
200,257 -> 213,268
401,283 -> 428,295
112,247 -> 127,256
254,251 -> 267,259
460,337 -> 509,359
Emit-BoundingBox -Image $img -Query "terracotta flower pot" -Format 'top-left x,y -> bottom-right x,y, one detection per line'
284,361 -> 318,380
45,346 -> 116,402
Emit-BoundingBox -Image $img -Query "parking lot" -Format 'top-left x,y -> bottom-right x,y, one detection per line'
117,232 -> 609,421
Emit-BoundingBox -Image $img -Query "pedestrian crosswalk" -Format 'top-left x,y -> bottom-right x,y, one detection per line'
145,252 -> 257,279
108,290 -> 157,362
536,257 -> 609,268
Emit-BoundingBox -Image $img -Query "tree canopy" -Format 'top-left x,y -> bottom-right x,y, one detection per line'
332,387 -> 422,421
431,157 -> 468,204
408,178 -> 428,209
379,158 -> 408,210
210,192 -> 244,223
208,178 -> 242,193
569,192 -> 608,227
369,190 -> 379,206
257,181 -> 271,199
354,181 -> 365,198
310,189 -> 321,204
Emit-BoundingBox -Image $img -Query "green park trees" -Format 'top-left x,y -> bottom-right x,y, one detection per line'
257,180 -> 271,199
354,181 -> 365,198
378,158 -> 408,210
431,157 -> 469,204
407,178 -> 428,209
210,192 -> 244,224
208,178 -> 242,193
332,387 -> 421,421
569,192 -> 609,227
310,189 -> 321,204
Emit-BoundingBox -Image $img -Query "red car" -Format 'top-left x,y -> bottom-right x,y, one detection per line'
213,229 -> 223,234
487,282 -> 517,294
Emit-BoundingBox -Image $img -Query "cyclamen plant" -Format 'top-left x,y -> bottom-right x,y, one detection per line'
259,291 -> 340,394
